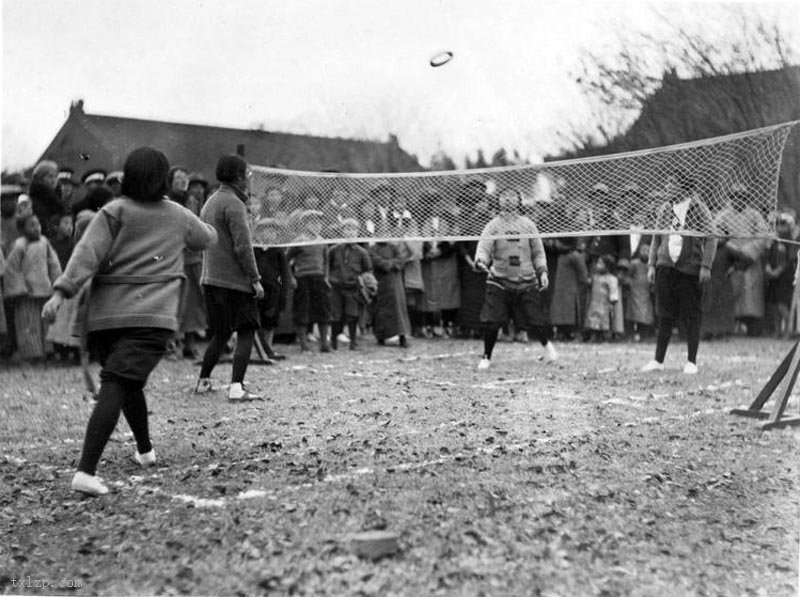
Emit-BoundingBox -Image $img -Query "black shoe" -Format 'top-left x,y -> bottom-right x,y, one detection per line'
268,353 -> 286,361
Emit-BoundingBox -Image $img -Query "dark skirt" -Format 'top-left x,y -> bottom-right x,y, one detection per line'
89,327 -> 172,384
204,285 -> 260,334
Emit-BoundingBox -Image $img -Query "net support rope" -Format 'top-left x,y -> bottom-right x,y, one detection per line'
247,121 -> 798,248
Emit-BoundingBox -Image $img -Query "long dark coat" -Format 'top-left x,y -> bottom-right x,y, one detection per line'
550,249 -> 590,327
369,243 -> 411,340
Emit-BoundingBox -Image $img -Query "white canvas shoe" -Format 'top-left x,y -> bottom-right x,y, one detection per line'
477,357 -> 491,370
544,342 -> 558,362
640,359 -> 665,372
683,361 -> 699,375
71,472 -> 109,496
229,382 -> 264,401
135,449 -> 157,467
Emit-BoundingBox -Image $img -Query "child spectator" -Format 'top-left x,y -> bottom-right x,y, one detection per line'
584,256 -> 619,342
765,213 -> 797,337
286,210 -> 332,352
622,240 -> 655,341
43,147 -> 216,496
4,212 -> 62,360
46,213 -> 81,362
329,218 -> 372,350
253,218 -> 293,360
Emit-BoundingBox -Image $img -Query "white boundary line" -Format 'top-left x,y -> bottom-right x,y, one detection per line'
3,395 -> 732,509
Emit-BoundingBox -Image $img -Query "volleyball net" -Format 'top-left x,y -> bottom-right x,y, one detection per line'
248,121 -> 797,247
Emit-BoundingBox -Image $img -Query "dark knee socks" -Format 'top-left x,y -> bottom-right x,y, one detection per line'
232,328 -> 255,383
200,332 -> 229,378
78,377 -> 151,475
483,326 -> 500,359
122,387 -> 152,455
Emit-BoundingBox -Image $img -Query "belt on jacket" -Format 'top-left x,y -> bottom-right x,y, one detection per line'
93,273 -> 186,285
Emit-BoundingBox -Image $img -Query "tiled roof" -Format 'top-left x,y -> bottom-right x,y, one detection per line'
40,101 -> 423,181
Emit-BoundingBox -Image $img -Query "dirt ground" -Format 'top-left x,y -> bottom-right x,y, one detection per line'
1,335 -> 798,596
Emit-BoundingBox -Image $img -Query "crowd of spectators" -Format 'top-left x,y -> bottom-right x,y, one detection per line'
1,159 -> 797,366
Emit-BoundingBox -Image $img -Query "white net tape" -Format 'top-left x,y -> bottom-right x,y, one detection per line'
248,122 -> 797,247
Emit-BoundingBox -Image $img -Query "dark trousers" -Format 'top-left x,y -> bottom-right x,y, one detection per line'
654,266 -> 702,363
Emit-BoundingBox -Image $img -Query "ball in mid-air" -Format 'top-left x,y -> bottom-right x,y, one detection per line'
429,51 -> 454,67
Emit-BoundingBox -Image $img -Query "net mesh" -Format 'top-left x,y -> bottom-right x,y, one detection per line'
248,122 -> 797,247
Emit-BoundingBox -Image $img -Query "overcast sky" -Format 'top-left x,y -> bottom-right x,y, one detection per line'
2,0 -> 798,171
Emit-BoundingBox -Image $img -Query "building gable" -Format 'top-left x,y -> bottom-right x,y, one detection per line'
39,100 -> 423,183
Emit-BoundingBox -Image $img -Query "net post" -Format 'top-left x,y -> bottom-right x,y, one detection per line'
730,339 -> 800,429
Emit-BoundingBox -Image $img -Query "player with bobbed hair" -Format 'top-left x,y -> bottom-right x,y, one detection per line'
42,147 -> 218,496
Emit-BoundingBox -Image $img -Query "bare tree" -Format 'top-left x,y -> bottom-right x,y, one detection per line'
566,4 -> 799,149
